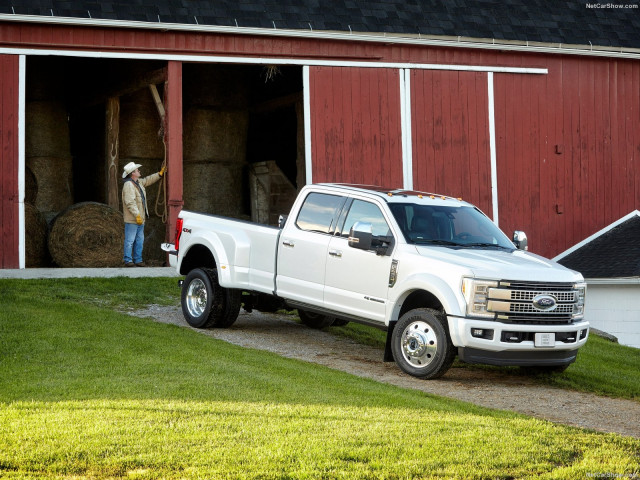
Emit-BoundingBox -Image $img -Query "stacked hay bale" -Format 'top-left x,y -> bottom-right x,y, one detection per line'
118,89 -> 167,265
24,64 -> 73,266
183,65 -> 249,218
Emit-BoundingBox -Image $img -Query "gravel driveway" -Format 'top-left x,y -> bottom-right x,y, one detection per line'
133,305 -> 640,439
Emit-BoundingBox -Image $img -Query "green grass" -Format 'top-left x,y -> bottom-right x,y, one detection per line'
1,278 -> 639,479
328,319 -> 640,401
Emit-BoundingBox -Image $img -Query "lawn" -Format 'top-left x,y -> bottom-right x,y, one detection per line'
0,278 -> 639,479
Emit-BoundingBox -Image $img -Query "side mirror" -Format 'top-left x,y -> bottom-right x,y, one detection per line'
513,230 -> 528,250
348,222 -> 373,250
278,214 -> 288,229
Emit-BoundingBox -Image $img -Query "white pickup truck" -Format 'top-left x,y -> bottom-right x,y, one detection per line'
162,183 -> 588,379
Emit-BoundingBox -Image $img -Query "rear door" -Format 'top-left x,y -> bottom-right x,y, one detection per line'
276,192 -> 346,306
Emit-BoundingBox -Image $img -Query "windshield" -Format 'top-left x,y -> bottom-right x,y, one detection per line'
388,203 -> 514,249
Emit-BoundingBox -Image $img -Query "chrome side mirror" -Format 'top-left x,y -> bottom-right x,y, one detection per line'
348,222 -> 373,250
513,230 -> 528,250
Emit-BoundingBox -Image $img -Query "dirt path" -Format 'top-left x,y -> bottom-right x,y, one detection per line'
133,305 -> 640,438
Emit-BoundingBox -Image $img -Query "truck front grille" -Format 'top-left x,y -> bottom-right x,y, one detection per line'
487,281 -> 578,324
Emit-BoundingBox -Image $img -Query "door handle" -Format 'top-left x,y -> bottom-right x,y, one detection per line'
329,249 -> 342,257
282,239 -> 295,247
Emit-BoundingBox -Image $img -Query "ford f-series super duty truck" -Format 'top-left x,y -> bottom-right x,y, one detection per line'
162,183 -> 588,379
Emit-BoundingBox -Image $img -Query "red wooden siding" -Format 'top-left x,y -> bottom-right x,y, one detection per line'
410,70 -> 492,216
309,66 -> 403,186
0,54 -> 20,269
494,56 -> 640,257
0,21 -> 639,257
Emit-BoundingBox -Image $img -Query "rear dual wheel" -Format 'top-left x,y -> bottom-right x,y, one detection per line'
181,268 -> 241,328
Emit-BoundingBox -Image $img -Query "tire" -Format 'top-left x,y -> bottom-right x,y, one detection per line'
181,268 -> 241,328
331,319 -> 349,327
391,308 -> 456,379
298,309 -> 335,329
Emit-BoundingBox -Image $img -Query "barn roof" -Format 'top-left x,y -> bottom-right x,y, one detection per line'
1,0 -> 639,50
555,211 -> 640,279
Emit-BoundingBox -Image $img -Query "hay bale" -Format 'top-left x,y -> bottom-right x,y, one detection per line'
183,163 -> 246,217
25,100 -> 71,158
24,203 -> 50,267
26,156 -> 73,215
48,202 -> 124,268
24,166 -> 38,205
119,91 -> 164,159
183,107 -> 249,163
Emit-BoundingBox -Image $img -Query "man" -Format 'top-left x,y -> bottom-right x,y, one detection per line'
121,161 -> 166,267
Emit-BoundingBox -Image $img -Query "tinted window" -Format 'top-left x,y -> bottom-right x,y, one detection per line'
389,203 -> 513,248
296,193 -> 344,234
341,200 -> 391,237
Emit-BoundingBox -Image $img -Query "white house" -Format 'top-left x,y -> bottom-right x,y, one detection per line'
554,211 -> 640,349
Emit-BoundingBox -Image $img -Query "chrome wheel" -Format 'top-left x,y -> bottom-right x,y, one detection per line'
185,278 -> 207,318
401,320 -> 438,368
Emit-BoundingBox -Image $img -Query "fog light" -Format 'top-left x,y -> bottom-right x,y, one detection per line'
580,329 -> 588,340
471,328 -> 494,340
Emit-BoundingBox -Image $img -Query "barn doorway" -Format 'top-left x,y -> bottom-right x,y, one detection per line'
24,56 -> 303,267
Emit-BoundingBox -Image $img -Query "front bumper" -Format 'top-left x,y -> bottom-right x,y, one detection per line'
448,315 -> 590,354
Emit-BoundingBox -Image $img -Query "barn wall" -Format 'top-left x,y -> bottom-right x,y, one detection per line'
410,70 -> 492,216
0,22 -> 639,258
309,66 -> 403,186
0,54 -> 20,269
494,56 -> 640,257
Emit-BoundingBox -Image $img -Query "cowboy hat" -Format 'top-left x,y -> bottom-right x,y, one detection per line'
122,162 -> 142,178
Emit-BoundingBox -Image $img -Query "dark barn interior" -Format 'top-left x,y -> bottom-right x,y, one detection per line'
24,56 -> 303,267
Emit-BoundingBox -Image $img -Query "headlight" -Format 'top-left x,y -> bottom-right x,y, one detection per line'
462,278 -> 498,319
573,282 -> 586,319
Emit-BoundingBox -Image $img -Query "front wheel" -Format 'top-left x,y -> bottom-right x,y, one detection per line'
181,268 -> 241,328
391,308 -> 456,379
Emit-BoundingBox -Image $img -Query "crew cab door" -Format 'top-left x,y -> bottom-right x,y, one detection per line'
276,192 -> 346,307
324,199 -> 395,324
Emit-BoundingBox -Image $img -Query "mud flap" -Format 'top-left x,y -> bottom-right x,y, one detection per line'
384,321 -> 396,362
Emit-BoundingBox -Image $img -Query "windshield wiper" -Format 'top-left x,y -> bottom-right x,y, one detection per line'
461,242 -> 512,250
414,239 -> 462,247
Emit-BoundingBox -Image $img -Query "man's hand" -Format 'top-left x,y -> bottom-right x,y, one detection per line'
159,166 -> 167,177
136,215 -> 143,225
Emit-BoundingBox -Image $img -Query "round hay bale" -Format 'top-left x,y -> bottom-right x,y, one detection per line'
24,203 -> 50,267
48,202 -> 124,268
183,162 -> 246,217
25,100 -> 71,158
119,91 -> 164,159
183,107 -> 249,163
26,156 -> 73,214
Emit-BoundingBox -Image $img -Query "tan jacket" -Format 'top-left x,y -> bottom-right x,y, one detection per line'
122,173 -> 162,224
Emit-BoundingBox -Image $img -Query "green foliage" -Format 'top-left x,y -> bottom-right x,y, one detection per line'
0,279 -> 639,479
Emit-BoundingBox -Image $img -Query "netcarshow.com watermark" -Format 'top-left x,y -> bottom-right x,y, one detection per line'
586,2 -> 638,7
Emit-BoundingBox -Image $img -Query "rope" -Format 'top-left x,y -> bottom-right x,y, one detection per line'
154,127 -> 168,224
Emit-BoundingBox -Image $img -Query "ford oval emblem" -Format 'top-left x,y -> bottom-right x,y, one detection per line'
532,294 -> 557,311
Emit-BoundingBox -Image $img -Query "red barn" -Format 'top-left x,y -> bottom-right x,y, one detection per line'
1,1 -> 639,268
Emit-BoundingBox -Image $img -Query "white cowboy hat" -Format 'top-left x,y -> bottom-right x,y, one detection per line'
122,162 -> 142,178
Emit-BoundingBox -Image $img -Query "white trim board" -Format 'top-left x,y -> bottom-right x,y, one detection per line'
0,47 -> 547,74
18,55 -> 26,269
553,210 -> 640,261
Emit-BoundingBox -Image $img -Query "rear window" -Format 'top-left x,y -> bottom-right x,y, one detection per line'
296,193 -> 345,234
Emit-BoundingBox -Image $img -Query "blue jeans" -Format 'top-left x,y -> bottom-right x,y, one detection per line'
123,222 -> 145,264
